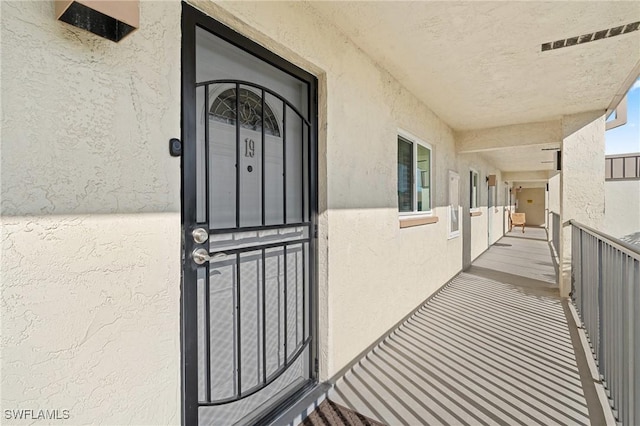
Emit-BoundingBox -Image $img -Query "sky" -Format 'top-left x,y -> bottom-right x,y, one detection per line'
605,77 -> 640,155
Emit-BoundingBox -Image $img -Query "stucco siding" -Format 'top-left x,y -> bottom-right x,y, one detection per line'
186,0 -> 486,377
549,173 -> 561,214
470,208 -> 489,261
489,205 -> 505,245
1,1 -> 508,422
1,1 -> 181,424
1,214 -> 181,425
560,112 -> 606,296
457,157 -> 503,263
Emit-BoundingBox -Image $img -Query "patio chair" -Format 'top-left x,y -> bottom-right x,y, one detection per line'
510,213 -> 526,233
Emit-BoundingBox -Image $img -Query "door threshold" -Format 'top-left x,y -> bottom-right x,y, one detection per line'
251,381 -> 330,426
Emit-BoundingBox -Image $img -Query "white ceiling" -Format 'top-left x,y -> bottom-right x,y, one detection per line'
479,143 -> 559,172
311,1 -> 640,131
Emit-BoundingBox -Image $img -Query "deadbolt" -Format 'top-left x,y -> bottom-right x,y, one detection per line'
192,227 -> 208,244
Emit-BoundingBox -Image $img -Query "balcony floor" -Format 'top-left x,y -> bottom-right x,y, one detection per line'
326,229 -> 605,425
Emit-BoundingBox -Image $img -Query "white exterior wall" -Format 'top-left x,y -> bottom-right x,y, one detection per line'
490,205 -> 505,245
503,180 -> 515,235
456,119 -> 561,153
458,156 -> 504,260
548,173 -> 561,240
1,1 -> 182,424
197,0 -> 477,377
1,0 -> 506,422
560,112 -> 606,297
603,180 -> 640,238
469,202 -> 505,259
470,209 -> 489,260
549,173 -> 561,214
489,176 -> 507,245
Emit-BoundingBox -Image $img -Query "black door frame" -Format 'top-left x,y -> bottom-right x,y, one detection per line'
180,3 -> 319,424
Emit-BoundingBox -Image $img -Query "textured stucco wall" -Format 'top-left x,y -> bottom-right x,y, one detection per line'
194,0 -> 496,376
603,180 -> 640,238
560,112 -> 606,297
489,205 -> 504,245
1,3 -> 510,424
548,174 -> 561,214
503,171 -> 555,182
456,158 -> 503,262
456,120 -> 562,153
470,209 -> 489,260
489,179 -> 506,245
1,1 -> 181,424
503,205 -> 512,235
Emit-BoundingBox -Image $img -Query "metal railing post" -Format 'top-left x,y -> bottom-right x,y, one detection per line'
633,258 -> 639,425
568,220 -> 640,425
598,238 -> 603,378
579,227 -> 584,319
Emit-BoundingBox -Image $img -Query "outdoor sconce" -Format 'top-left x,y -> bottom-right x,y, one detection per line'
487,174 -> 497,187
55,0 -> 139,42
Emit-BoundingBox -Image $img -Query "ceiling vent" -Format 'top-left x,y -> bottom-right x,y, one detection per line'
541,21 -> 640,51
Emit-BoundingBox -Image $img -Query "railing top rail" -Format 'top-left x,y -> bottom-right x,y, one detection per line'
569,220 -> 640,258
605,152 -> 640,159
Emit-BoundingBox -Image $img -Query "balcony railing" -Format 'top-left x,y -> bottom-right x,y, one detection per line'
570,221 -> 640,425
550,211 -> 560,256
605,153 -> 640,180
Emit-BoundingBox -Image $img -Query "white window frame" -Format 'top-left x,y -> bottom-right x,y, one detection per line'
397,129 -> 433,217
448,170 -> 460,239
470,169 -> 480,212
605,95 -> 627,131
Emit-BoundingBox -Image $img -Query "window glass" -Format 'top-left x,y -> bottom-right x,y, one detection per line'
398,134 -> 432,214
449,171 -> 460,238
209,88 -> 281,137
470,170 -> 479,209
397,137 -> 413,212
416,145 -> 431,211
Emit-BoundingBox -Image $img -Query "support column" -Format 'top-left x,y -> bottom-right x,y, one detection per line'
559,111 -> 606,297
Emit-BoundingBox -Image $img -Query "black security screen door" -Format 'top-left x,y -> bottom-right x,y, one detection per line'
181,5 -> 318,425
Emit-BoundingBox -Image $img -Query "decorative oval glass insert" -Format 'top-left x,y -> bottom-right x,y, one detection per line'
209,88 -> 281,137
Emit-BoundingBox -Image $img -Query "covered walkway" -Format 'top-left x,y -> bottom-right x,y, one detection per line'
325,228 -> 605,425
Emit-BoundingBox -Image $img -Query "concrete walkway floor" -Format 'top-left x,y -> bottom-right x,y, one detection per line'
327,229 -> 605,426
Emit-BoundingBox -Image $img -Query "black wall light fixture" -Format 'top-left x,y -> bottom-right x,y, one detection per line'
55,0 -> 139,42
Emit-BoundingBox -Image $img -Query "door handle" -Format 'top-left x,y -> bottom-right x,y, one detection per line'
192,248 -> 227,265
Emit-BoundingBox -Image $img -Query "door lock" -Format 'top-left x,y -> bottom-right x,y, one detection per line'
192,228 -> 209,244
192,248 -> 227,265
